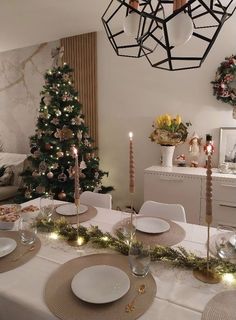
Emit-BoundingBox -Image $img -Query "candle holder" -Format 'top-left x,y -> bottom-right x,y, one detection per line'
193,154 -> 220,284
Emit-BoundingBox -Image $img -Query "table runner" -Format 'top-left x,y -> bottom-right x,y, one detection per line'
0,231 -> 41,273
202,290 -> 236,320
52,205 -> 97,224
45,253 -> 157,320
114,216 -> 186,246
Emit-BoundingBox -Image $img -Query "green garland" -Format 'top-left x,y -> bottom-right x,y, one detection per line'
36,217 -> 236,275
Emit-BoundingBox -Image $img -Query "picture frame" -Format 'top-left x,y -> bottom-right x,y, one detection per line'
219,127 -> 236,166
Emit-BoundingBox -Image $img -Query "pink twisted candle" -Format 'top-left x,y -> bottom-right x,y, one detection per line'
72,147 -> 80,206
129,132 -> 135,194
206,154 -> 212,225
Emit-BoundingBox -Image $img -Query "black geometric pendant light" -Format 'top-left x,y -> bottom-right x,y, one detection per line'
102,0 -> 236,70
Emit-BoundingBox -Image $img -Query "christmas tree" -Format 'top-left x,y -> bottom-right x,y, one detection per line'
19,61 -> 113,202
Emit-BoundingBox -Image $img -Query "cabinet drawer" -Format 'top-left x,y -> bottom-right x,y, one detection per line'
200,199 -> 236,227
201,178 -> 236,202
144,172 -> 201,224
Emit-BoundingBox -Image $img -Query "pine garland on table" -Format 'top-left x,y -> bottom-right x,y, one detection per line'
36,217 -> 236,275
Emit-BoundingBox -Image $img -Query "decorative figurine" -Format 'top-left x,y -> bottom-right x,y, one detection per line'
175,154 -> 186,166
189,132 -> 202,158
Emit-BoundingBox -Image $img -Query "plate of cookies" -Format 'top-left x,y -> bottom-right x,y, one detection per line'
0,204 -> 21,230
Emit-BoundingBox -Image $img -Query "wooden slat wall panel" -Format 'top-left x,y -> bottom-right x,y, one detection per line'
61,33 -> 98,147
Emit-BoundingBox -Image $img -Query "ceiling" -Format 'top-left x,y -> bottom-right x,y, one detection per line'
0,0 -> 110,52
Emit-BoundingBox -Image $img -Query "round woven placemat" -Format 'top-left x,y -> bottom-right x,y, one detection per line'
114,216 -> 186,247
45,253 -> 157,320
202,290 -> 236,320
209,232 -> 236,264
0,231 -> 41,273
52,204 -> 97,224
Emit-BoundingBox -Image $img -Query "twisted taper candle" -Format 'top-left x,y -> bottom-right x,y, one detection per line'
129,132 -> 135,194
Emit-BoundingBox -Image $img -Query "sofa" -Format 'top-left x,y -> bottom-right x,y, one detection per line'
0,153 -> 27,201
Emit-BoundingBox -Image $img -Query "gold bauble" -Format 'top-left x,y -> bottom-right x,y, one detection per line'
58,191 -> 66,200
56,151 -> 64,158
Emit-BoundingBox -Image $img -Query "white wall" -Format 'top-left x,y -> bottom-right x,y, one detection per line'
0,41 -> 58,153
97,18 -> 236,210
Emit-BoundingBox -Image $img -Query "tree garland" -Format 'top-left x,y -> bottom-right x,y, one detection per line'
212,55 -> 236,106
36,217 -> 236,275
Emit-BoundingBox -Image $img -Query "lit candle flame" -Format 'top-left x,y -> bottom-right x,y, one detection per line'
129,132 -> 133,140
77,236 -> 84,246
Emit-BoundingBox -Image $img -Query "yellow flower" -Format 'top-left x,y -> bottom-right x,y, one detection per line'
163,114 -> 171,126
175,115 -> 182,125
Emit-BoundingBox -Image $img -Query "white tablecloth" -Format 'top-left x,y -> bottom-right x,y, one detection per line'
0,198 -> 235,320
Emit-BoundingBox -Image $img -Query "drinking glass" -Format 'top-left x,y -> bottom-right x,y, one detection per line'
215,225 -> 236,260
119,211 -> 137,243
40,194 -> 54,220
129,241 -> 151,277
19,217 -> 37,245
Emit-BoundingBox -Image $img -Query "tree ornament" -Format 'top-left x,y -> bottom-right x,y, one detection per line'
77,130 -> 83,141
212,54 -> 236,118
25,190 -> 32,199
56,151 -> 64,158
51,117 -> 60,125
33,150 -> 41,158
45,143 -> 52,150
47,171 -> 54,179
63,73 -> 70,81
55,109 -> 62,117
79,172 -> 86,179
80,159 -> 87,170
54,127 -> 73,141
64,105 -> 74,112
71,116 -> 84,126
36,129 -> 43,139
94,171 -> 99,179
58,168 -> 67,182
67,166 -> 75,179
32,170 -> 40,177
43,93 -> 52,106
36,185 -> 45,194
39,161 -> 48,174
52,163 -> 59,170
58,190 -> 66,200
30,145 -> 38,154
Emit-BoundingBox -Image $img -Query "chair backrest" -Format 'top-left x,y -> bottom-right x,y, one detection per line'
139,200 -> 186,222
80,191 -> 112,209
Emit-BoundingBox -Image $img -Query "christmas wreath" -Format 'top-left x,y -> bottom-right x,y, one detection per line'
212,55 -> 236,106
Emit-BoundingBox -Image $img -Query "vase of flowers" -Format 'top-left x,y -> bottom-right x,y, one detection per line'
150,114 -> 191,167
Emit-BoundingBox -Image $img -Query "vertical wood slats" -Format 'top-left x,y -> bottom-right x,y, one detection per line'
61,33 -> 98,147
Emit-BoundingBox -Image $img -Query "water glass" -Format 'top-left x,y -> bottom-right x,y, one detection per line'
128,242 -> 151,277
119,211 -> 137,242
40,194 -> 54,220
215,225 -> 236,260
19,217 -> 37,245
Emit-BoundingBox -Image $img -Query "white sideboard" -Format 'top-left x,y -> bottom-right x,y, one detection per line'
144,166 -> 236,226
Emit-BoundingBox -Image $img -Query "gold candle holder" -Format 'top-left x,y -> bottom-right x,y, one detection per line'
193,154 -> 220,284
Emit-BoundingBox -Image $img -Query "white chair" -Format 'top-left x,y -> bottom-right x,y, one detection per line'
139,200 -> 186,222
80,191 -> 112,209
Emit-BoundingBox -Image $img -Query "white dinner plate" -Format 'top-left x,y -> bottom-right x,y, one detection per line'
229,234 -> 236,247
136,217 -> 170,234
56,204 -> 88,216
71,265 -> 130,304
0,237 -> 17,258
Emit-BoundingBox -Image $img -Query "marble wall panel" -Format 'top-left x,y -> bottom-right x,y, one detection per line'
0,41 -> 59,153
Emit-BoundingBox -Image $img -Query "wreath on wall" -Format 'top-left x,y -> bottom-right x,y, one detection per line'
212,55 -> 236,108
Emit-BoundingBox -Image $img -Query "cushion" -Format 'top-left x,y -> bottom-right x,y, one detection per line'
0,153 -> 27,186
0,167 -> 14,186
0,185 -> 18,201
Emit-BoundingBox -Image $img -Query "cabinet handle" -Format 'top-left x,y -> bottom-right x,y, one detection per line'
221,184 -> 236,188
160,177 -> 183,182
219,204 -> 236,209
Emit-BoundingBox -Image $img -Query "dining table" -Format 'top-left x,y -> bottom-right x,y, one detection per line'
0,197 -> 235,320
